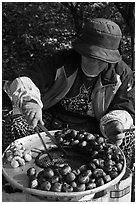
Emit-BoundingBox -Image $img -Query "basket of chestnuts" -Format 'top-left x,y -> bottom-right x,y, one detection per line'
2,129 -> 126,202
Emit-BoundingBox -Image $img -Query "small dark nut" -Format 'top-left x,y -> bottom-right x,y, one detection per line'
77,174 -> 90,184
85,133 -> 96,141
86,182 -> 96,190
50,175 -> 60,184
89,178 -> 96,183
71,140 -> 79,146
43,167 -> 54,178
51,182 -> 62,192
116,163 -> 123,172
105,159 -> 115,166
27,167 -> 37,177
29,178 -> 38,189
82,170 -> 92,177
79,140 -> 87,148
37,170 -> 44,179
77,133 -> 85,140
88,162 -> 96,171
65,130 -> 77,139
74,183 -> 86,192
65,172 -> 76,183
109,171 -> 118,179
112,166 -> 118,172
104,165 -> 113,173
96,178 -> 105,187
70,181 -> 77,188
92,151 -> 99,157
98,158 -> 105,168
40,181 -> 51,191
103,174 -> 111,183
93,168 -> 105,178
61,165 -> 71,175
62,183 -> 73,192
79,164 -> 88,173
92,158 -> 100,167
96,136 -> 105,144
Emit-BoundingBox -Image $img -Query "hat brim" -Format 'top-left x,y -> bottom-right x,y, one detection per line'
72,40 -> 121,63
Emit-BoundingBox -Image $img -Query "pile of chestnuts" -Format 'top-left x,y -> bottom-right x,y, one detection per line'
27,129 -> 125,193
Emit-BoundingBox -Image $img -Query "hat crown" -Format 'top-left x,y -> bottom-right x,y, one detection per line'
84,18 -> 122,37
82,18 -> 122,50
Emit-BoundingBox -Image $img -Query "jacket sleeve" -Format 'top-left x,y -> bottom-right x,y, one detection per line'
21,49 -> 71,96
5,49 -> 79,111
100,63 -> 135,136
106,63 -> 135,123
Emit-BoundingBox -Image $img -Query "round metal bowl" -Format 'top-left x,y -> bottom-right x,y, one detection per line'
2,131 -> 126,201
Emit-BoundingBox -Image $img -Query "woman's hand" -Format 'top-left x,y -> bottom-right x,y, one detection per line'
21,101 -> 44,128
103,120 -> 125,146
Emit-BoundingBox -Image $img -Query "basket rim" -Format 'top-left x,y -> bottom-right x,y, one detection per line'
2,131 -> 126,198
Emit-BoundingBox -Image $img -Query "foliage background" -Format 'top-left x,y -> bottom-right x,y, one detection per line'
2,2 -> 135,81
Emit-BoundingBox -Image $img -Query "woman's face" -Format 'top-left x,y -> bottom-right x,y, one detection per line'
81,56 -> 107,77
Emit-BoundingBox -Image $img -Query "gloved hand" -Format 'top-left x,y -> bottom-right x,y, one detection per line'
103,120 -> 125,146
21,101 -> 44,128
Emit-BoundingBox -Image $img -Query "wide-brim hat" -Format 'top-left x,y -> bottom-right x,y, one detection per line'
73,18 -> 122,63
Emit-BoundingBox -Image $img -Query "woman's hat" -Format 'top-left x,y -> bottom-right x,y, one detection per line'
73,18 -> 122,63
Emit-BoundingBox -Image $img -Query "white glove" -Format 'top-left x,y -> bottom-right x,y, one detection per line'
100,110 -> 133,146
21,101 -> 44,128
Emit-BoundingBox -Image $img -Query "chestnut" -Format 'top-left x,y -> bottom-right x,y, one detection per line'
92,150 -> 98,158
96,178 -> 105,187
29,178 -> 38,189
51,182 -> 62,192
43,167 -> 54,178
109,171 -> 118,179
79,164 -> 88,173
65,172 -> 76,183
79,130 -> 87,135
104,165 -> 113,173
70,181 -> 77,188
92,158 -> 100,167
79,140 -> 87,148
74,183 -> 86,192
85,133 -> 96,141
83,170 -> 92,177
62,183 -> 73,192
88,162 -> 96,171
116,163 -> 123,172
65,130 -> 77,139
56,136 -> 64,143
103,174 -> 111,183
98,158 -> 105,168
37,170 -> 45,182
86,182 -> 96,190
71,140 -> 79,146
61,165 -> 72,175
77,174 -> 89,184
93,168 -> 104,178
105,159 -> 115,166
113,154 -> 120,162
27,167 -> 37,177
77,133 -> 85,140
40,180 -> 51,191
50,175 -> 60,184
96,136 -> 105,144
89,178 -> 95,183
112,166 -> 118,172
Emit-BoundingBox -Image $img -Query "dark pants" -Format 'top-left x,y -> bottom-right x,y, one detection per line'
43,110 -> 101,134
